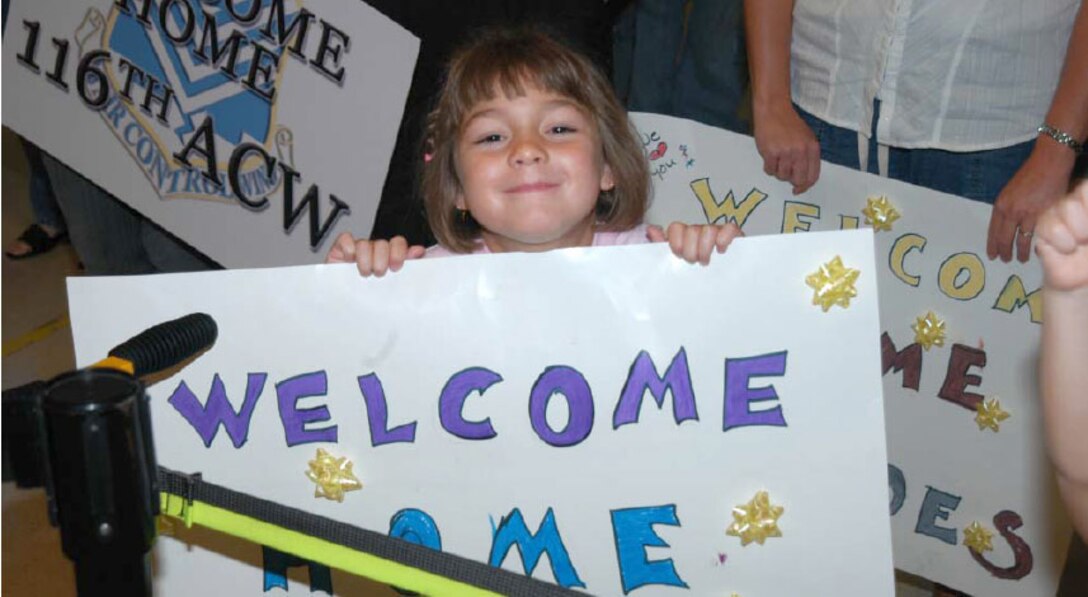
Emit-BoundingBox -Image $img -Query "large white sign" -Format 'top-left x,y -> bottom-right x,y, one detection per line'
632,113 -> 1072,596
69,230 -> 894,596
2,0 -> 418,267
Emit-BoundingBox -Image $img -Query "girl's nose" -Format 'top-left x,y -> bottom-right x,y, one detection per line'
509,134 -> 546,166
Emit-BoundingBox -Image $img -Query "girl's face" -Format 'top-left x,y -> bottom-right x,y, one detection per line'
454,85 -> 615,253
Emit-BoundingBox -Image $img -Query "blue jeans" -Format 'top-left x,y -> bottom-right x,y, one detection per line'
41,154 -> 215,275
614,0 -> 749,133
21,140 -> 66,233
796,104 -> 1034,204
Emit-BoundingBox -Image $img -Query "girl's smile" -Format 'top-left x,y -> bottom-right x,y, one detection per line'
455,85 -> 615,253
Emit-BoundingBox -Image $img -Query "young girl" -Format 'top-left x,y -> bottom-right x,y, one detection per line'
326,27 -> 742,275
1037,181 -> 1088,540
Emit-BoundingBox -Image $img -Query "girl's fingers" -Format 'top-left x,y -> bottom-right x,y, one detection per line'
716,223 -> 743,252
355,240 -> 374,276
406,245 -> 427,260
646,224 -> 666,243
666,222 -> 686,257
326,232 -> 357,264
697,224 -> 717,265
388,237 -> 409,272
682,224 -> 701,263
371,240 -> 391,277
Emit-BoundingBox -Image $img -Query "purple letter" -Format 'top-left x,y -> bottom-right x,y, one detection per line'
439,367 -> 502,440
168,373 -> 266,448
723,351 -> 788,431
613,348 -> 698,428
357,373 -> 416,446
276,371 -> 337,447
529,366 -> 594,447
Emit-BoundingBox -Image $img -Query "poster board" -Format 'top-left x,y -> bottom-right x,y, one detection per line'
2,0 -> 418,267
631,112 -> 1071,596
68,230 -> 894,596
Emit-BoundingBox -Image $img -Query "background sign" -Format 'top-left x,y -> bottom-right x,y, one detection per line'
69,230 -> 893,596
2,0 -> 418,267
632,112 -> 1072,597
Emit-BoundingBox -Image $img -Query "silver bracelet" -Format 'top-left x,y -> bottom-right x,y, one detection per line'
1037,124 -> 1084,155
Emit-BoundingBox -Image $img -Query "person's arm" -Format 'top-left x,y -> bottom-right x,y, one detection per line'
1036,183 -> 1088,539
987,2 -> 1088,263
744,0 -> 820,195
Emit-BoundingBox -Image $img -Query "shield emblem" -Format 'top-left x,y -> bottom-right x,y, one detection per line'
95,0 -> 298,201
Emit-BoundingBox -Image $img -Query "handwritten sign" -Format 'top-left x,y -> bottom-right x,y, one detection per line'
632,112 -> 1071,597
2,0 -> 418,267
68,230 -> 893,596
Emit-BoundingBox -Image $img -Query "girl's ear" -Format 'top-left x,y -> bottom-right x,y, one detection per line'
454,191 -> 467,210
599,163 -> 616,192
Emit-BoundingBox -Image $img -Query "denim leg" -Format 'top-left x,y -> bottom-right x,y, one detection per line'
21,140 -> 66,233
795,105 -> 866,170
40,153 -> 156,275
672,0 -> 749,133
141,222 -> 216,273
625,0 -> 686,115
887,141 -> 1035,205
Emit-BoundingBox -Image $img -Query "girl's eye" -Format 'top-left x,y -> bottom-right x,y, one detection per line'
550,125 -> 576,135
475,133 -> 503,144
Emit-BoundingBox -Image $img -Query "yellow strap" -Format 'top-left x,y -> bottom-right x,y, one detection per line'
159,492 -> 499,597
93,355 -> 136,375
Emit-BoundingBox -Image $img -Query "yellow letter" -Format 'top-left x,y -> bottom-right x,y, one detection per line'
781,201 -> 820,233
889,233 -> 926,288
689,179 -> 767,226
938,253 -> 986,300
992,275 -> 1043,323
839,215 -> 860,230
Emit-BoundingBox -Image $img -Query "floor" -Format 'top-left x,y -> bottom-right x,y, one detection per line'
1,126 -> 1080,595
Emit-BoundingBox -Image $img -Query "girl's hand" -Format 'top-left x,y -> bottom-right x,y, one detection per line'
325,233 -> 426,277
648,222 -> 744,265
1035,183 -> 1088,292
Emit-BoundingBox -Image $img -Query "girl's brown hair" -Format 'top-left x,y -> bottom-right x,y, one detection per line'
422,27 -> 651,253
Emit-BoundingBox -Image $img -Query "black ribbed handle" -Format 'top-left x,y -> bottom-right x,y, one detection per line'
108,313 -> 218,378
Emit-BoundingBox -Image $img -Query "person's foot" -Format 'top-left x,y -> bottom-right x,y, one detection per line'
4,224 -> 67,260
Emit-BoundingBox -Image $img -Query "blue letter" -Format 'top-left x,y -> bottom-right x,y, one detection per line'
276,371 -> 337,447
723,351 -> 788,431
915,485 -> 961,545
439,367 -> 502,440
529,366 -> 594,447
611,505 -> 688,594
889,464 -> 906,516
613,348 -> 698,428
389,508 -> 442,551
358,373 -> 416,446
262,546 -> 332,594
168,373 -> 266,448
489,508 -> 585,589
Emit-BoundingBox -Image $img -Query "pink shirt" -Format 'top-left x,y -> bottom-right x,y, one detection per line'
423,224 -> 652,258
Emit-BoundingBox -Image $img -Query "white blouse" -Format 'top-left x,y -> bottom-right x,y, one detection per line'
791,0 -> 1081,152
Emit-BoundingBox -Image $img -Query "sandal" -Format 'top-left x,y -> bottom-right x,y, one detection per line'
4,224 -> 67,260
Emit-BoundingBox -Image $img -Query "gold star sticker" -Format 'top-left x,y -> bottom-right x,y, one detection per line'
726,490 -> 784,546
805,256 -> 861,312
861,195 -> 901,232
963,521 -> 994,554
975,398 -> 1011,432
306,448 -> 362,502
911,311 -> 947,351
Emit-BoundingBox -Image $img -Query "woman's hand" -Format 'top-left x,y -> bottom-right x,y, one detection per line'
325,233 -> 426,277
648,222 -> 745,265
